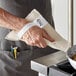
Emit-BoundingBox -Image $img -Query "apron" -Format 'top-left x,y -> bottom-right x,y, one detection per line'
0,0 -> 56,76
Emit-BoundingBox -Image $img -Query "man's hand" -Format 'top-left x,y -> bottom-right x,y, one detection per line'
20,26 -> 55,48
0,8 -> 54,48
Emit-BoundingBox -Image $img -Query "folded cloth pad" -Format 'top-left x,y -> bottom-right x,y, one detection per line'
5,9 -> 71,52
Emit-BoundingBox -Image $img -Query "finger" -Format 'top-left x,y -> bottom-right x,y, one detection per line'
38,37 -> 47,48
20,35 -> 34,46
33,41 -> 45,48
27,31 -> 37,46
32,36 -> 46,48
35,43 -> 42,48
42,29 -> 55,42
25,40 -> 35,46
31,39 -> 42,48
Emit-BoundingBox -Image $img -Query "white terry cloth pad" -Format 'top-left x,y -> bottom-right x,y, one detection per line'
5,9 -> 71,52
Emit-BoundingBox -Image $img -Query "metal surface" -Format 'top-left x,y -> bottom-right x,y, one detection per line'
38,73 -> 46,76
31,51 -> 67,75
49,66 -> 71,76
49,60 -> 76,76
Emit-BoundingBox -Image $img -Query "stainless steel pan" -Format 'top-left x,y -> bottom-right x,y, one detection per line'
66,45 -> 76,70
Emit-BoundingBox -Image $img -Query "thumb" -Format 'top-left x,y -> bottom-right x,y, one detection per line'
42,29 -> 55,42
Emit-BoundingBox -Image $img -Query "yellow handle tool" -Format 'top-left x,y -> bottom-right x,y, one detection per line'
14,48 -> 17,59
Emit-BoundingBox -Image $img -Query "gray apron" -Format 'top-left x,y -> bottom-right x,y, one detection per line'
0,0 -> 57,76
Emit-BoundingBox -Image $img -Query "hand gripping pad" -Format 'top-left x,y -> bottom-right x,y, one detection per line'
5,9 -> 70,52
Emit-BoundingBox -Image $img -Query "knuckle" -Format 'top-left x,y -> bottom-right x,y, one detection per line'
33,39 -> 38,44
36,36 -> 41,40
